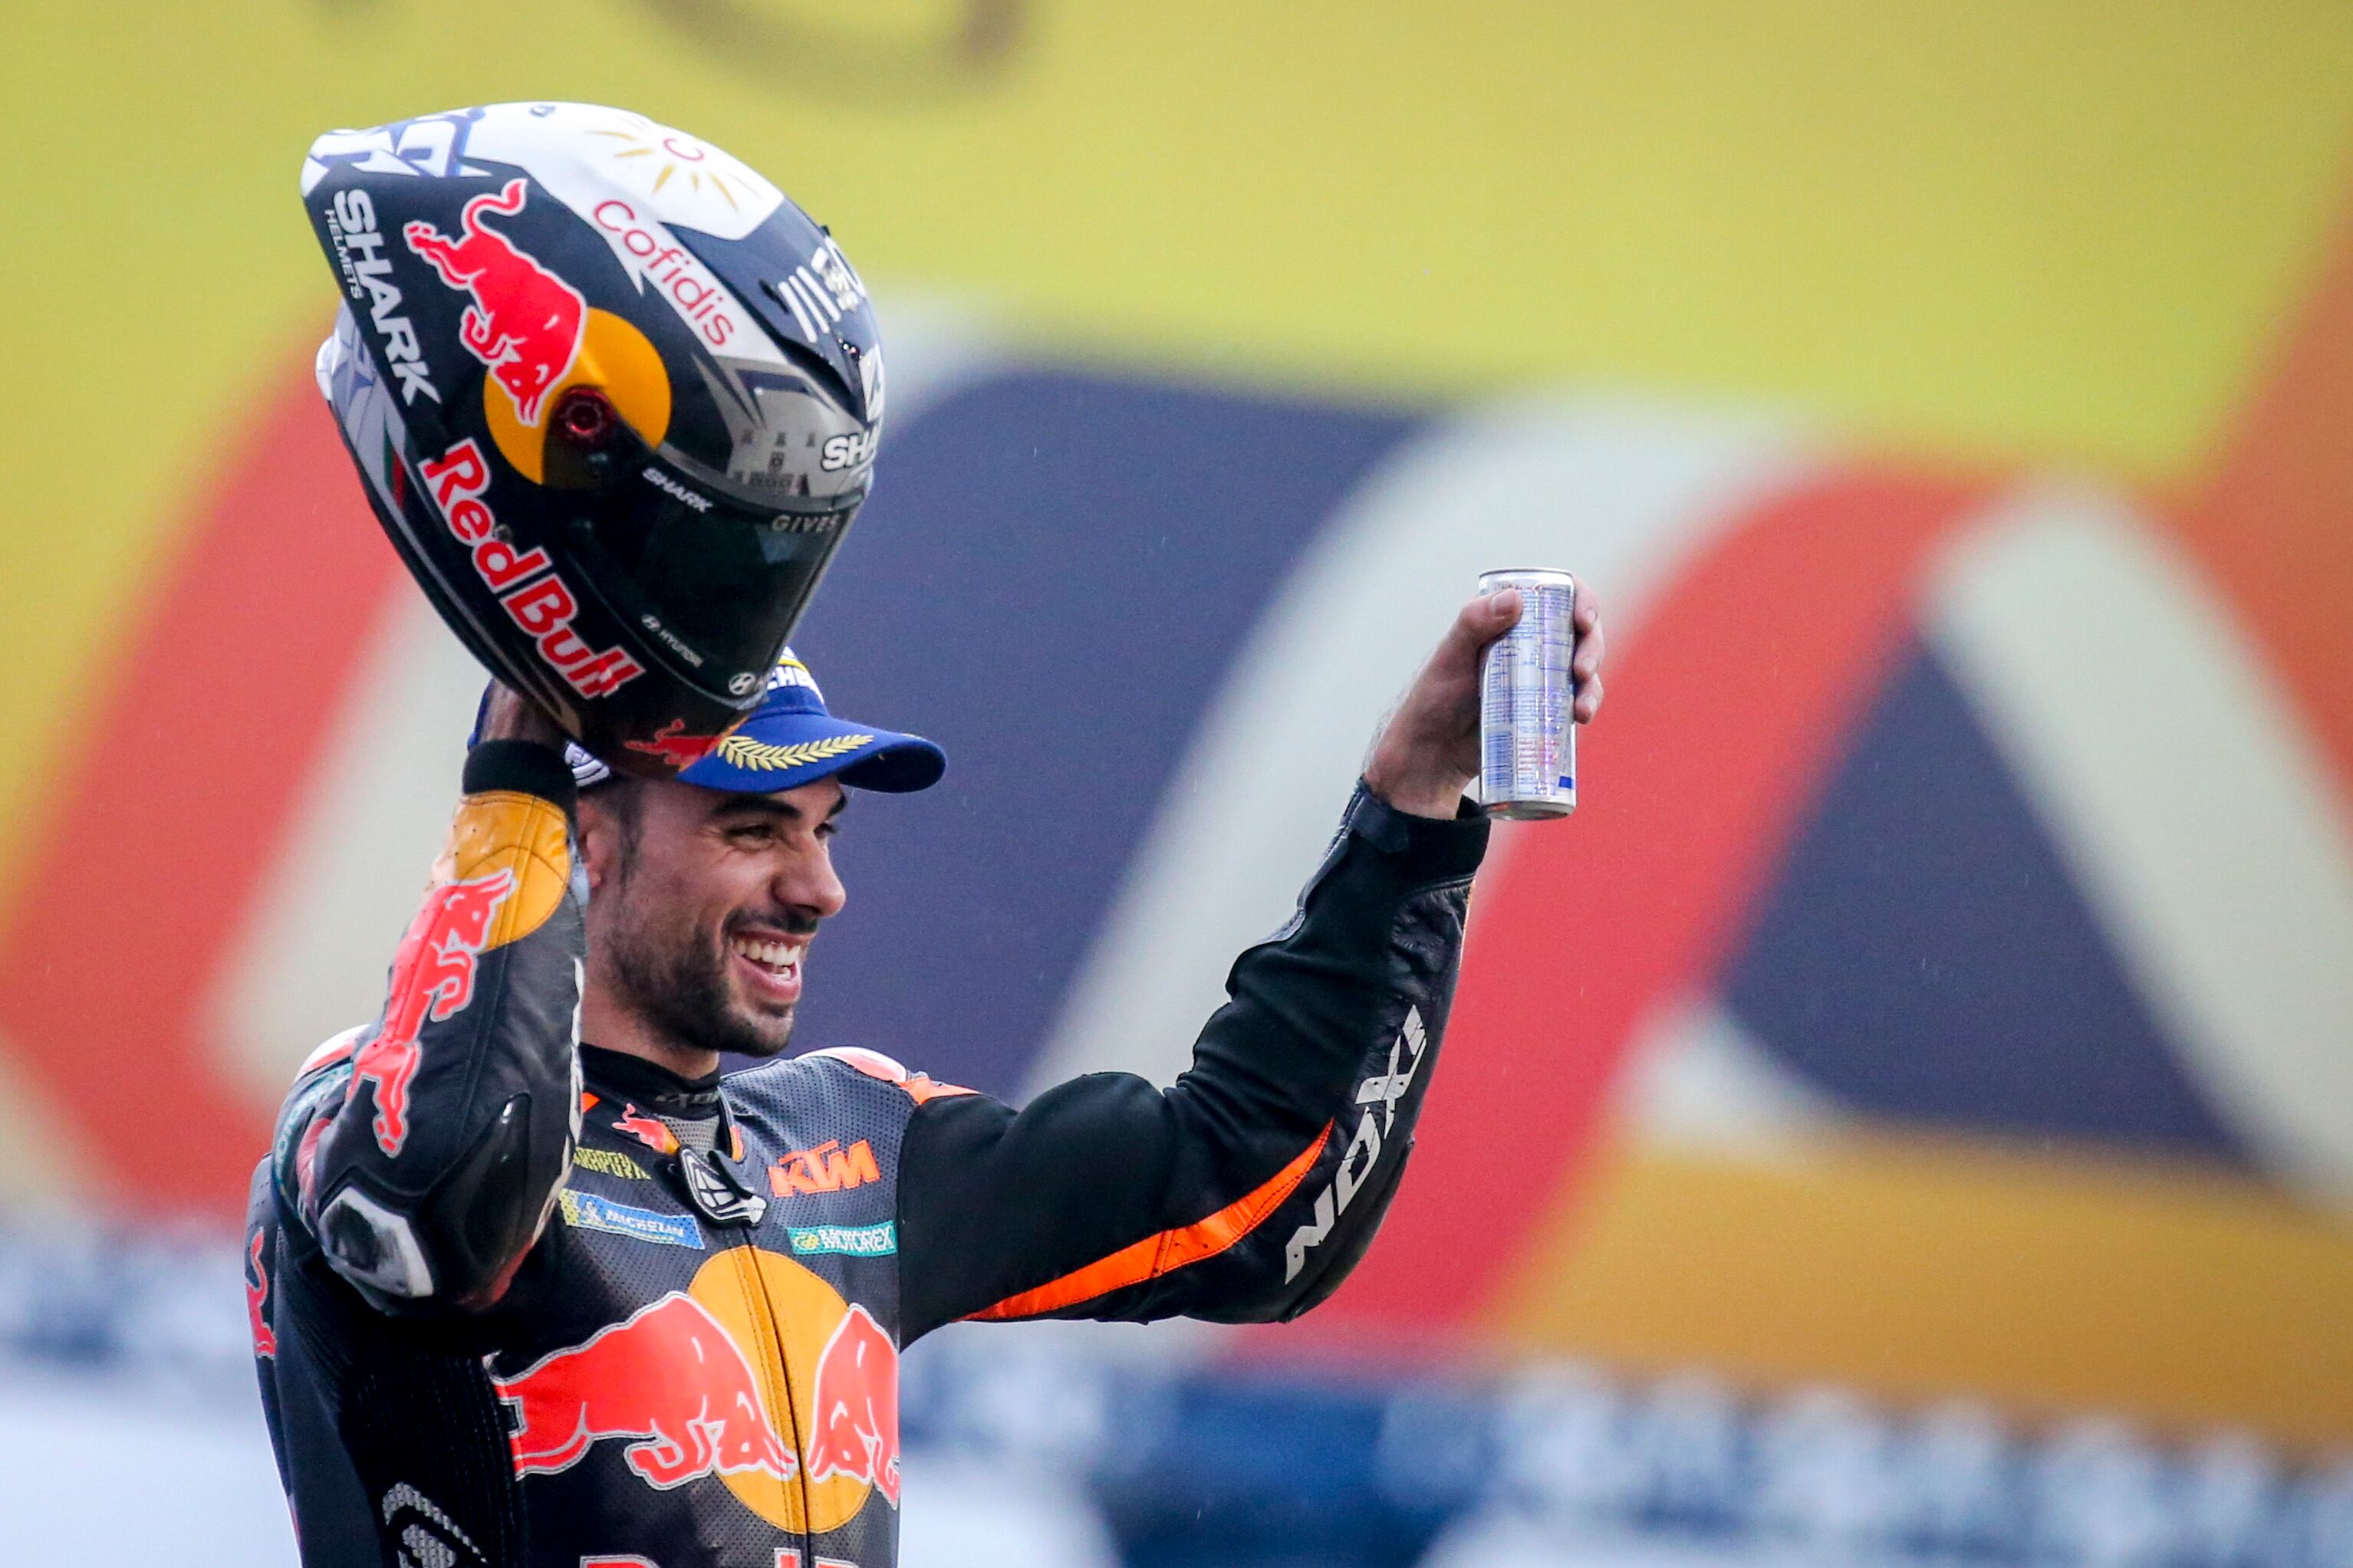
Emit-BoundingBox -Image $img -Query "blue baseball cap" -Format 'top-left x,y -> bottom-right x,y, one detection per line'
562,649 -> 945,794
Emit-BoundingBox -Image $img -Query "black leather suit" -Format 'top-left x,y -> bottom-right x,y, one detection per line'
245,739 -> 1486,1566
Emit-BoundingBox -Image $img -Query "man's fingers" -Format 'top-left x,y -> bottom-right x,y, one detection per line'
1571,588 -> 1604,722
477,679 -> 570,748
1458,587 -> 1522,648
1415,589 -> 1515,689
1572,619 -> 1604,682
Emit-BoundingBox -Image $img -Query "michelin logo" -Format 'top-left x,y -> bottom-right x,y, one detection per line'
558,1189 -> 704,1251
1283,1008 -> 1427,1282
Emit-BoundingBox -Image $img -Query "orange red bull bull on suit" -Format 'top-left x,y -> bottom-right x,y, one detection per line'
497,1288 -> 900,1507
499,1293 -> 801,1488
348,866 -> 515,1156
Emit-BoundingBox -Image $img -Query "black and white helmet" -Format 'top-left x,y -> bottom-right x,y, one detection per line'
303,102 -> 886,774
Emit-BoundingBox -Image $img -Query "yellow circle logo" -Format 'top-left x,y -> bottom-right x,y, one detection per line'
482,307 -> 672,484
688,1247 -> 901,1533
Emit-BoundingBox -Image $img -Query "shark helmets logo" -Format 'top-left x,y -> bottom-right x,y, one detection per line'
321,189 -> 439,406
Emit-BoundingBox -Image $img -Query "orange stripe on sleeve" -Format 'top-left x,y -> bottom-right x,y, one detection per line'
966,1123 -> 1334,1322
901,1074 -> 974,1106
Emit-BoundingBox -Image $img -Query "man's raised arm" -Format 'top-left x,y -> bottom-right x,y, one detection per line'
266,699 -> 584,1315
893,587 -> 1604,1337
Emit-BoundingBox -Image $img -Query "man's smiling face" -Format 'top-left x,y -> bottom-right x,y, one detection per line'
580,774 -> 847,1060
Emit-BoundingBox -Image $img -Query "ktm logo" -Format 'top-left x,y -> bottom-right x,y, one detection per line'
769,1139 -> 880,1197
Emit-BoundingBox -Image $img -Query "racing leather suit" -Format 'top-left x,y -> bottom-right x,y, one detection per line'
246,739 -> 1487,1567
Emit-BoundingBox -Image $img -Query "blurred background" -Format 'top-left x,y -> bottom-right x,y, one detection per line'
3,2 -> 2352,1560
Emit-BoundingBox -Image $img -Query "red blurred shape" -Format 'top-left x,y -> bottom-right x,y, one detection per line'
0,341 -> 406,1212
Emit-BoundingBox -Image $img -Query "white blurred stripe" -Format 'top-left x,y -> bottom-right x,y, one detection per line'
1926,485 -> 2353,1199
206,589 -> 483,1107
863,288 -> 1012,429
898,1455 -> 1122,1568
1614,994 -> 1841,1161
1028,397 -> 1819,1093
0,1372 -> 292,1563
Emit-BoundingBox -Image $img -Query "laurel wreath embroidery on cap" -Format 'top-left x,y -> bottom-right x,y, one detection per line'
716,733 -> 874,771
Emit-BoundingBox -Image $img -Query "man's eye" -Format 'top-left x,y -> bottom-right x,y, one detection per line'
730,826 -> 775,846
814,820 -> 840,842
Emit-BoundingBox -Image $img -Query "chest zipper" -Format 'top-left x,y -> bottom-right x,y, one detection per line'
599,1094 -> 821,1544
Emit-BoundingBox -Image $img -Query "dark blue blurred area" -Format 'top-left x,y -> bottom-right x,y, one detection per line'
1726,639 -> 2244,1162
785,366 -> 1420,1094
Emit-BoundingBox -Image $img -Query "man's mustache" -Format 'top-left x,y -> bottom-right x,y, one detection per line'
724,911 -> 820,938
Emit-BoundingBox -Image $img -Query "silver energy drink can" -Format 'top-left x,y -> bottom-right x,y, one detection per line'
1477,568 -> 1578,820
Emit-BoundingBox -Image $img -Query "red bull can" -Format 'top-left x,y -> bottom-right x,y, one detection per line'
1477,568 -> 1578,820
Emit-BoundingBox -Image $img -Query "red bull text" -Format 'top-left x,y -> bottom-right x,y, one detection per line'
350,868 -> 514,1155
418,441 -> 644,699
403,178 -> 587,426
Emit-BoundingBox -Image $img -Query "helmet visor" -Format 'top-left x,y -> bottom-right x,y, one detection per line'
564,459 -> 858,700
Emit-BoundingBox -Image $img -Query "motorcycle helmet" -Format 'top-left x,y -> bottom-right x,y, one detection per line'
301,102 -> 886,775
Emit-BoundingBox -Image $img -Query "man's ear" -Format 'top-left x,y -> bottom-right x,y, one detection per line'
577,793 -> 618,894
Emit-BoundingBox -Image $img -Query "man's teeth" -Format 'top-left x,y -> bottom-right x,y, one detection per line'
729,935 -> 804,975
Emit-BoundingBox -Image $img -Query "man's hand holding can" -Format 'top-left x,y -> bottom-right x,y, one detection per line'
1364,578 -> 1605,820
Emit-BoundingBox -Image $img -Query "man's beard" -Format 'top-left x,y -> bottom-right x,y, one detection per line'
602,893 -> 805,1060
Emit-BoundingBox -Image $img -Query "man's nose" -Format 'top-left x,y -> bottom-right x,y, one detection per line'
781,846 -> 847,922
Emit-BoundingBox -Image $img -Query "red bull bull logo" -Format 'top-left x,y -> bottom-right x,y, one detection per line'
494,1251 -> 901,1531
495,1292 -> 798,1488
403,178 -> 586,426
614,1103 -> 680,1155
350,867 -> 515,1155
804,1303 -> 900,1505
624,719 -> 726,771
245,1230 -> 277,1359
